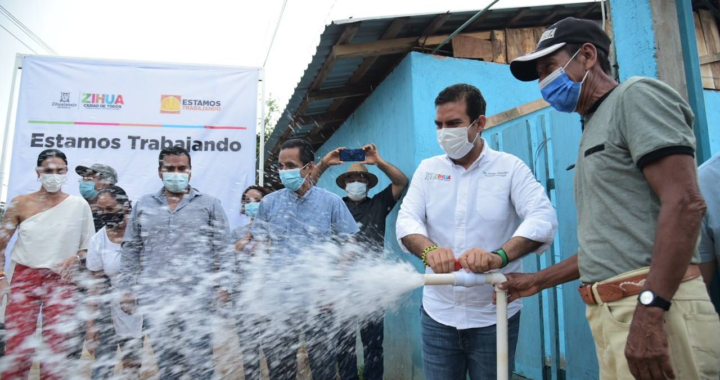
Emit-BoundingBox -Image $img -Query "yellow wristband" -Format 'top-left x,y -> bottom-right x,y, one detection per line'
421,245 -> 439,266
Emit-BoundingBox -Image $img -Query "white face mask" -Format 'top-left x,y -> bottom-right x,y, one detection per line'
346,182 -> 368,201
436,122 -> 479,159
38,174 -> 67,193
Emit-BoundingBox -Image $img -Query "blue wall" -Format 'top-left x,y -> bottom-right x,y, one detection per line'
315,54 -> 423,379
316,52 -> 544,379
609,0 -> 658,81
704,90 -> 720,155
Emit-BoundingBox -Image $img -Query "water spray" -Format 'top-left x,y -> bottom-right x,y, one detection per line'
422,260 -> 509,380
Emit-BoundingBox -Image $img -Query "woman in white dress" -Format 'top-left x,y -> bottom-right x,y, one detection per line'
84,185 -> 144,379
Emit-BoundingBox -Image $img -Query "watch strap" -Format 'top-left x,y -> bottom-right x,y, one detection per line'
639,291 -> 672,311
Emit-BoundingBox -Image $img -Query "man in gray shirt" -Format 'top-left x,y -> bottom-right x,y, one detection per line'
119,146 -> 233,380
251,139 -> 359,380
503,17 -> 719,379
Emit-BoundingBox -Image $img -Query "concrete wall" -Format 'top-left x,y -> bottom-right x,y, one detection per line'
704,90 -> 720,155
608,0 -> 658,81
316,52 -> 542,379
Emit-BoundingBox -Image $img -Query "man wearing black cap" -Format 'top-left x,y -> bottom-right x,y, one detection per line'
312,143 -> 407,380
502,17 -> 720,379
75,163 -> 119,231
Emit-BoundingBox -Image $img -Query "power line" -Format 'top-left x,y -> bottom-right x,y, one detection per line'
0,23 -> 38,54
263,0 -> 288,68
0,5 -> 57,55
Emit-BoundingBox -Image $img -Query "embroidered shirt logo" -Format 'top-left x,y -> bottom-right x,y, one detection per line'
425,172 -> 451,181
483,171 -> 509,177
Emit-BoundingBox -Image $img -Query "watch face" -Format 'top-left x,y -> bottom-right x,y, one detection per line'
639,291 -> 654,305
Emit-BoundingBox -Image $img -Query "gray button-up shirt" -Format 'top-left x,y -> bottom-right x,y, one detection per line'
251,186 -> 359,266
120,187 -> 233,302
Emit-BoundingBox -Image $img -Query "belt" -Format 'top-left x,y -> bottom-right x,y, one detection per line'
578,265 -> 700,305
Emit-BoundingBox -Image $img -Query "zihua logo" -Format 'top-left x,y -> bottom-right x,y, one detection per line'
51,91 -> 78,109
81,93 -> 125,110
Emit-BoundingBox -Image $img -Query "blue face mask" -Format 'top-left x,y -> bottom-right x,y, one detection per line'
539,49 -> 589,113
163,172 -> 190,193
79,181 -> 99,199
244,202 -> 260,218
279,164 -> 308,192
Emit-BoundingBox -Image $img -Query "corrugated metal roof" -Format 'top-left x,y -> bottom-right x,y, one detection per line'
265,2 -> 603,169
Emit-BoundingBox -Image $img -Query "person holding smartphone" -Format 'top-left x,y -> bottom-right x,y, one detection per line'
311,143 -> 408,380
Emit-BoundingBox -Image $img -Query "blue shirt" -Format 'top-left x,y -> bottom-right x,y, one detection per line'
120,187 -> 233,302
251,186 -> 359,265
700,152 -> 720,264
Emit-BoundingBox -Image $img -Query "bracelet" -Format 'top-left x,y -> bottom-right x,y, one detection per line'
75,255 -> 82,263
421,245 -> 439,266
493,248 -> 509,268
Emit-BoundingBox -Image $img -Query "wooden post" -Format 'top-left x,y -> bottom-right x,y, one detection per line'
649,0 -> 689,100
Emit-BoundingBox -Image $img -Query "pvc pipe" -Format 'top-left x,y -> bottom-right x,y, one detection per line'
423,271 -> 508,380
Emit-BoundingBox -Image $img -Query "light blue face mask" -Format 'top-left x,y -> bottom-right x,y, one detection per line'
539,49 -> 589,113
163,172 -> 190,193
79,181 -> 99,199
279,164 -> 308,192
244,202 -> 260,218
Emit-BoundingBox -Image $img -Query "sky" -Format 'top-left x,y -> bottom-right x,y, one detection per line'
0,0 -> 595,199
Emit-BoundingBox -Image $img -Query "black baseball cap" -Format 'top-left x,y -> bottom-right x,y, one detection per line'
510,17 -> 612,82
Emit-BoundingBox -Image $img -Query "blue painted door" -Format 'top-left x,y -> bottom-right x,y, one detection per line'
486,108 -> 599,380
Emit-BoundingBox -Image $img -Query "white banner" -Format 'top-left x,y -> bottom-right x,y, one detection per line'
5,56 -> 259,245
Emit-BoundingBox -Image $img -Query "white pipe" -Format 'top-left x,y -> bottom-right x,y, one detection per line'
423,271 -> 508,380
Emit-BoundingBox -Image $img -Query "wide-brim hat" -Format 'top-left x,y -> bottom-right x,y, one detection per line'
336,163 -> 379,189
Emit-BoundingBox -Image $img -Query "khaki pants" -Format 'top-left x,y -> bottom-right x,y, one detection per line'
586,268 -> 720,380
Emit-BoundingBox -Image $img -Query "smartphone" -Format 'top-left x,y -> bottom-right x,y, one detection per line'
339,149 -> 365,162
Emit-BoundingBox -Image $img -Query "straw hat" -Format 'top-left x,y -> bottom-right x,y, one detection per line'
336,163 -> 379,189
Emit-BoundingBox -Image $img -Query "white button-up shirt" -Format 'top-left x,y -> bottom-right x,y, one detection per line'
397,140 -> 557,329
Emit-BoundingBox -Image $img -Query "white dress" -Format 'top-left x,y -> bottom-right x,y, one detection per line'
86,227 -> 143,339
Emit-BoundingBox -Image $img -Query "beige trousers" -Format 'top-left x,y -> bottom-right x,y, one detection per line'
586,267 -> 720,380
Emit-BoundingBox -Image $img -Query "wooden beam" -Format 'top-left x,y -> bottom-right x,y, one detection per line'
694,12 -> 714,88
293,22 -> 361,117
308,22 -> 361,92
700,52 -> 720,65
466,10 -> 493,31
312,17 -> 410,142
346,17 -> 409,85
269,22 -> 361,159
699,9 -> 720,89
574,3 -> 597,18
505,8 -> 529,28
332,31 -> 493,60
485,98 -> 550,129
422,13 -> 452,37
332,37 -> 418,59
295,112 -> 349,126
539,6 -> 563,26
452,34 -> 493,60
424,31 -> 491,45
307,86 -> 372,102
490,30 -> 507,63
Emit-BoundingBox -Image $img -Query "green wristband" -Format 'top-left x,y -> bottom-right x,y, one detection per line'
493,248 -> 509,268
422,245 -> 439,266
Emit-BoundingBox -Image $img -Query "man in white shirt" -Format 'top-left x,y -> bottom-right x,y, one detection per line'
397,84 -> 558,380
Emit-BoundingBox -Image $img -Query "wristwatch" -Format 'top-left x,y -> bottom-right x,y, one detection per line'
638,290 -> 671,311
